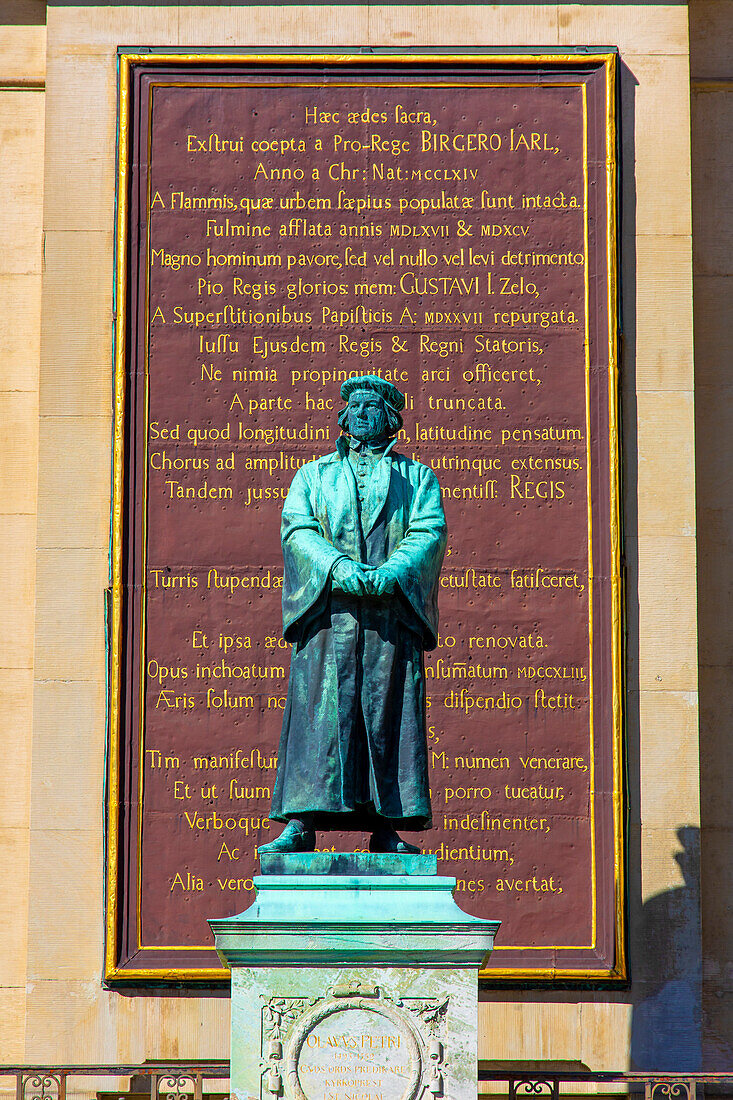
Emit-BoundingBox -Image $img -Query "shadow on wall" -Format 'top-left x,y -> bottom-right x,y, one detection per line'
630,826 -> 702,1071
688,0 -> 733,1070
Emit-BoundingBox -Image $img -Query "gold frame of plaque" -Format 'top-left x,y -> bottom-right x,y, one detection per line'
106,49 -> 622,985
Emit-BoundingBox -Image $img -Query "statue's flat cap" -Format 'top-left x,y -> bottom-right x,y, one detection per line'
341,375 -> 405,412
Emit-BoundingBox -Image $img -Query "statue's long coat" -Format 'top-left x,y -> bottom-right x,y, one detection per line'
270,436 -> 447,829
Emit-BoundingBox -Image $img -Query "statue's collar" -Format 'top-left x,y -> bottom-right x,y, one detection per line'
336,434 -> 397,459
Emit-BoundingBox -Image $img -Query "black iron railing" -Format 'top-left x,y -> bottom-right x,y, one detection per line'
2,1065 -> 733,1100
483,1073 -> 733,1099
2,1067 -> 228,1100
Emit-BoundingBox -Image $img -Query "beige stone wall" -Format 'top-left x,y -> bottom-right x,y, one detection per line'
0,19 -> 45,1062
0,0 -> 703,1073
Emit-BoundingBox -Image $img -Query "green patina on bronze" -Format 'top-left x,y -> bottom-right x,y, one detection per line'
264,376 -> 447,849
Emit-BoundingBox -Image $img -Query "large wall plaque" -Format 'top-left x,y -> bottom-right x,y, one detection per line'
107,51 -> 623,981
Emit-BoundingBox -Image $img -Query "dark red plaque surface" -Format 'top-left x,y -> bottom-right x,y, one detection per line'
108,53 -> 623,981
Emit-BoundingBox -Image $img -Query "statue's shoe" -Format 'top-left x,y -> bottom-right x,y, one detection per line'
258,821 -> 316,854
368,829 -> 420,854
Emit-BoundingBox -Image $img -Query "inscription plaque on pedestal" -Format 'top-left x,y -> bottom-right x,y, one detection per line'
279,995 -> 426,1100
107,51 -> 623,982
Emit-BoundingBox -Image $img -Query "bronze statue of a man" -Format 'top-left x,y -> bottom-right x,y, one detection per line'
259,376 -> 447,855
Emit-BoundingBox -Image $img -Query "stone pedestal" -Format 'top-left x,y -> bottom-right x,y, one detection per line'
210,853 -> 499,1100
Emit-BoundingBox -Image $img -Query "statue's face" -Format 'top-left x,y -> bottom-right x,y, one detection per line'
347,390 -> 388,442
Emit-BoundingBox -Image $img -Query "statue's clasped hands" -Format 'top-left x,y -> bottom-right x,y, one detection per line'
332,558 -> 397,598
